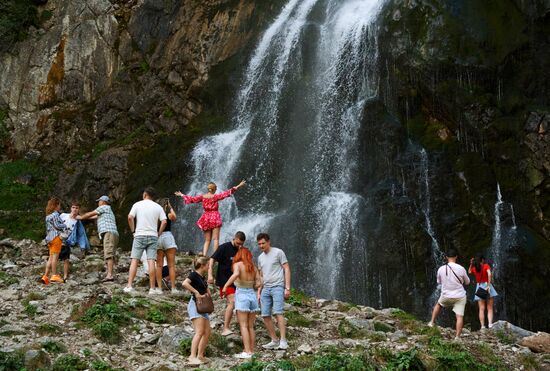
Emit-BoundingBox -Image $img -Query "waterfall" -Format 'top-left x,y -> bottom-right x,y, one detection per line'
176,0 -> 386,301
420,149 -> 445,308
488,183 -> 505,277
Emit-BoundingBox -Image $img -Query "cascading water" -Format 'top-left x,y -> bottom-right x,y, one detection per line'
175,0 -> 385,301
420,149 -> 445,308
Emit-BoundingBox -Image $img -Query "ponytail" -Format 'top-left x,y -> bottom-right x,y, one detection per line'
474,253 -> 484,273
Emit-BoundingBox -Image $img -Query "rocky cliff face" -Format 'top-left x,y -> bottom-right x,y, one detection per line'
0,0 -> 281,236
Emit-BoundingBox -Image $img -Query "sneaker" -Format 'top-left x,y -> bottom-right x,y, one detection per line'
488,323 -> 494,329
50,275 -> 64,283
149,288 -> 162,295
278,339 -> 289,350
427,321 -> 434,328
123,286 -> 135,294
234,352 -> 252,359
480,326 -> 487,330
262,340 -> 279,349
41,275 -> 49,285
187,357 -> 203,365
171,288 -> 182,295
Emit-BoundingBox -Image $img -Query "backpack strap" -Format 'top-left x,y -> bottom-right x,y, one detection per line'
446,264 -> 463,285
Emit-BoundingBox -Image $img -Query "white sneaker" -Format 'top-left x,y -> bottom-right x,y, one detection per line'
262,340 -> 279,349
488,323 -> 493,329
278,339 -> 288,350
123,286 -> 135,294
427,321 -> 434,327
234,352 -> 252,359
171,288 -> 182,295
149,288 -> 162,295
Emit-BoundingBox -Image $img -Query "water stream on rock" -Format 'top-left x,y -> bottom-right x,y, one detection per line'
176,0 -> 385,302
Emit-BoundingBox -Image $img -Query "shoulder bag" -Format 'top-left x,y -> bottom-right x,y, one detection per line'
196,293 -> 214,314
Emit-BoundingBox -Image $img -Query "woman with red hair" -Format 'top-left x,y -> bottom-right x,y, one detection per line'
223,247 -> 261,359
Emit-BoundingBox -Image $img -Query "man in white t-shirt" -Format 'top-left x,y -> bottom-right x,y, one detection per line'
124,187 -> 167,295
428,249 -> 470,338
59,202 -> 80,281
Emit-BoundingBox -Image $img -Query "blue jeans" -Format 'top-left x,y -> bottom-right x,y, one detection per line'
131,236 -> 158,260
188,297 -> 209,320
235,287 -> 259,313
260,286 -> 284,317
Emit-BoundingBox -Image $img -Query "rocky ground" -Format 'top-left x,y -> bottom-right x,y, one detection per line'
0,238 -> 549,371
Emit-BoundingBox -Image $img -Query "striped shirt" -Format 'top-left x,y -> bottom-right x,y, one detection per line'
95,205 -> 118,238
45,211 -> 67,243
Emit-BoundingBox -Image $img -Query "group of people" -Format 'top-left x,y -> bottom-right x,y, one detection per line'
43,181 -> 498,364
428,249 -> 498,338
43,181 -> 291,364
183,232 -> 291,364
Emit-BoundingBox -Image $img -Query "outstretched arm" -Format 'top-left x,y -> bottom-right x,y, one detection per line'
78,210 -> 98,220
175,191 -> 203,204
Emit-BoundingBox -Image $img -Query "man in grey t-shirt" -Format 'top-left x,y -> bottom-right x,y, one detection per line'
256,233 -> 291,350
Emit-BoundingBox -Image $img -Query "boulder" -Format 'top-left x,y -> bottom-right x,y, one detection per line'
519,332 -> 550,353
157,327 -> 193,353
24,349 -> 51,371
491,321 -> 534,340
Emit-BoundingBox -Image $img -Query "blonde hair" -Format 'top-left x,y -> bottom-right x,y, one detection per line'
194,256 -> 209,270
46,197 -> 61,215
207,182 -> 217,192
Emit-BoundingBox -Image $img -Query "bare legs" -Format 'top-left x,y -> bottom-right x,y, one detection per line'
63,259 -> 69,280
127,258 -> 156,288
222,294 -> 235,335
156,250 -> 165,289
44,254 -> 59,277
165,248 -> 177,289
201,228 -> 221,256
202,230 -> 212,256
237,311 -> 256,354
262,314 -> 286,342
429,303 -> 463,337
190,317 -> 211,363
477,297 -> 495,328
105,258 -> 114,280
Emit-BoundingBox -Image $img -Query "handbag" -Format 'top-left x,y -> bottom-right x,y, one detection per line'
195,293 -> 214,314
475,286 -> 489,300
59,229 -> 70,241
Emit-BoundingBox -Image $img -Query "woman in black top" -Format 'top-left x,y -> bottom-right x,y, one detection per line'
182,256 -> 211,365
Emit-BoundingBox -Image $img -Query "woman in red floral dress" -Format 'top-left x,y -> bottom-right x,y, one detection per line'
175,180 -> 246,256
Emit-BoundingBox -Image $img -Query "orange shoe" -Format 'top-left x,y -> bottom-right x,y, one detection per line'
41,275 -> 50,285
50,275 -> 64,283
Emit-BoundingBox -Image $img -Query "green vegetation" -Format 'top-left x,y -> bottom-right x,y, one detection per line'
90,360 -> 121,371
0,271 -> 19,288
233,358 -> 295,371
24,303 -> 37,318
52,354 -> 87,371
145,309 -> 167,324
42,340 -> 67,354
495,330 -> 514,345
0,159 -> 57,240
338,319 -> 369,339
373,321 -> 394,333
178,338 -> 192,356
208,332 -> 234,356
386,348 -> 425,371
285,310 -> 314,327
0,350 -> 25,371
0,0 -> 39,52
287,289 -> 311,307
92,321 -> 121,344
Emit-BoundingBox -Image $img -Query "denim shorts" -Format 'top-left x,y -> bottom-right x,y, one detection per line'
235,287 -> 259,313
187,297 -> 209,320
260,286 -> 285,317
130,236 -> 158,260
474,282 -> 499,301
157,232 -> 177,251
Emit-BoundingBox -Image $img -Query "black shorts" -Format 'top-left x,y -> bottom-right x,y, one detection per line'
59,245 -> 71,261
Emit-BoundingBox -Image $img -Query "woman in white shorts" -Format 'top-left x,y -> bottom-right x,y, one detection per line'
156,198 -> 179,293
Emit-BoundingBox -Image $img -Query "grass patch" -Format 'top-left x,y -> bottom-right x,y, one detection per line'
208,332 -> 232,356
232,357 -> 295,371
0,350 -> 25,370
338,319 -> 369,339
25,292 -> 46,301
24,303 -> 37,318
0,271 -> 19,287
92,321 -> 121,344
178,338 -> 192,356
42,340 -> 67,354
386,348 -> 426,370
517,353 -> 539,370
391,309 -> 416,321
287,289 -> 311,307
90,360 -> 122,371
37,322 -> 62,335
495,330 -> 515,345
145,308 -> 167,324
373,321 -> 394,333
286,310 -> 314,327
52,354 -> 87,371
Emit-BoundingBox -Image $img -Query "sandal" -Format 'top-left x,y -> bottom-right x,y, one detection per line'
102,277 -> 115,282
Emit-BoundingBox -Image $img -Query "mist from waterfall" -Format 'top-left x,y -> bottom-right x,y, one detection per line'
175,0 -> 385,302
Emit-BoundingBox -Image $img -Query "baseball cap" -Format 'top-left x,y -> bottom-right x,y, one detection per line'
96,195 -> 111,203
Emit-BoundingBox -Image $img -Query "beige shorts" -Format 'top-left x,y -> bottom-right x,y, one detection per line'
438,296 -> 467,316
103,232 -> 119,260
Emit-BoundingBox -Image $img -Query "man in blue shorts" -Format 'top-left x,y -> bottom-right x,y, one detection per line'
256,233 -> 291,350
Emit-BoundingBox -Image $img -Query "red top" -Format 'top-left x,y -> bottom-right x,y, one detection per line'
182,187 -> 237,231
471,263 -> 491,283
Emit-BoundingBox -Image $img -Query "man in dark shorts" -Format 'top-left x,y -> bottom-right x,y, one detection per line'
207,231 -> 245,336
